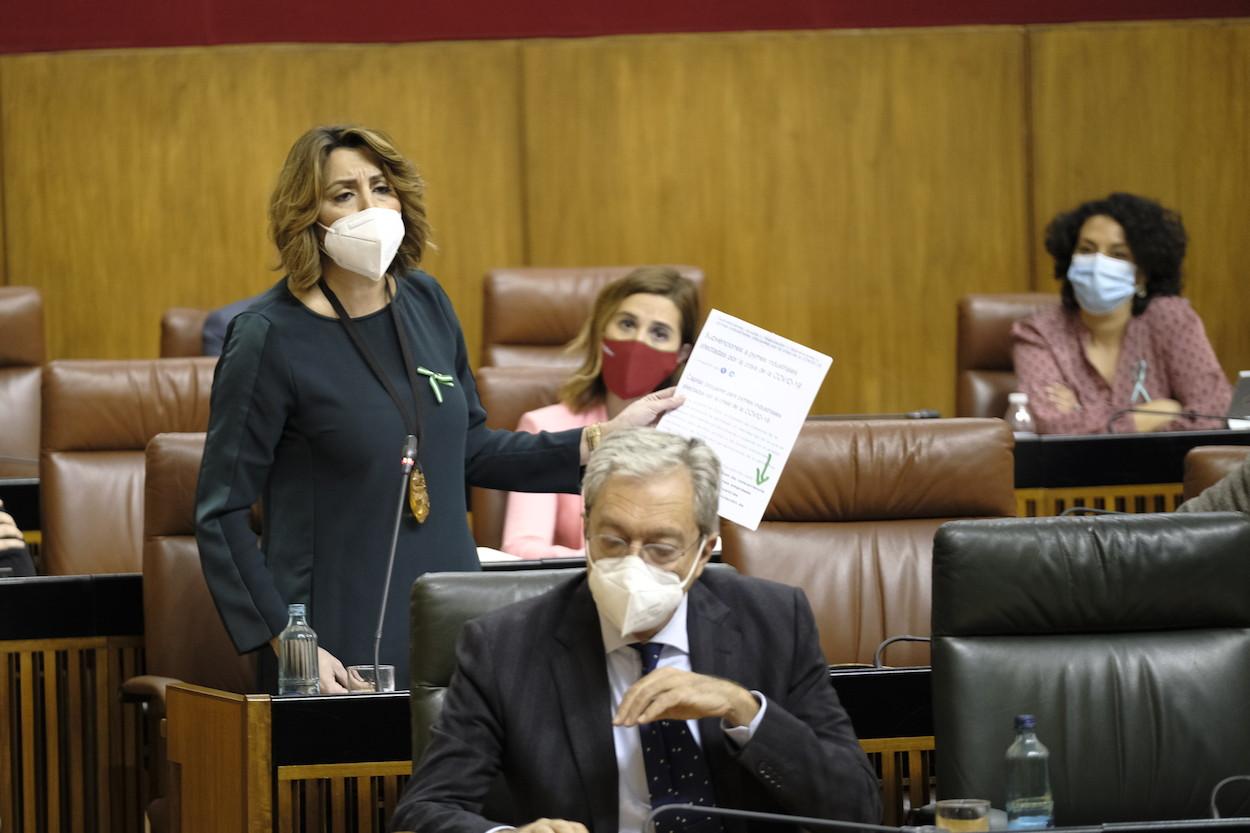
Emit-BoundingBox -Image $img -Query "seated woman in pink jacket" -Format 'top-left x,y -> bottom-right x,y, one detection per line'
1012,192 -> 1230,434
501,266 -> 699,558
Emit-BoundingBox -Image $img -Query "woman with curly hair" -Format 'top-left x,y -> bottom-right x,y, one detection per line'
196,126 -> 679,692
1011,192 -> 1230,434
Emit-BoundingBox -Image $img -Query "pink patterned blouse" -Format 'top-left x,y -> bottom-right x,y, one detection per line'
1011,296 -> 1231,435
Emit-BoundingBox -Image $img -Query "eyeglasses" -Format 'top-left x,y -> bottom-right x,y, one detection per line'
589,533 -> 702,566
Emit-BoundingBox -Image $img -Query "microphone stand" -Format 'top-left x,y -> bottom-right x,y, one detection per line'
645,802 -> 900,833
374,434 -> 418,691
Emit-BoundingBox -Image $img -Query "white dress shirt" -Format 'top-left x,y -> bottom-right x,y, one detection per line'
599,593 -> 767,833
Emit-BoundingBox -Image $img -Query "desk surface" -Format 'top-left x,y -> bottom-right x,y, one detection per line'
0,571 -> 143,639
261,665 -> 929,767
1014,428 -> 1250,488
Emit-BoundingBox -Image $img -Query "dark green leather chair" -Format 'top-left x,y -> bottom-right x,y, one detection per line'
932,513 -> 1250,824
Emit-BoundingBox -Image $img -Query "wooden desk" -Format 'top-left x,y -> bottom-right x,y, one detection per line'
167,666 -> 932,832
1014,429 -> 1250,516
167,685 -> 412,833
0,572 -> 145,833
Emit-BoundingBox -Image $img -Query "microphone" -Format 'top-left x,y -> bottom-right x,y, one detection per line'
645,802 -> 901,833
813,409 -> 940,422
1104,408 -> 1240,434
373,434 -> 418,689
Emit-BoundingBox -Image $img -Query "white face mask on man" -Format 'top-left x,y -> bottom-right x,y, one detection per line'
319,206 -> 405,281
586,539 -> 706,640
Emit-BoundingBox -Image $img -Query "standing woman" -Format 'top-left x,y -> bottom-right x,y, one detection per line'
1012,192 -> 1230,434
501,267 -> 699,559
196,125 -> 677,692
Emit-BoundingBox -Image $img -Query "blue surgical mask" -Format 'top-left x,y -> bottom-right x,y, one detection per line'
1066,253 -> 1137,314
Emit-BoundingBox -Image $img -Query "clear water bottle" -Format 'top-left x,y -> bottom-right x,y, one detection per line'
278,603 -> 320,695
1006,714 -> 1054,829
1005,392 -> 1037,438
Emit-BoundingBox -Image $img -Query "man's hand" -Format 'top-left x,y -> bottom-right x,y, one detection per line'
515,819 -> 589,833
0,501 -> 26,552
614,668 -> 759,728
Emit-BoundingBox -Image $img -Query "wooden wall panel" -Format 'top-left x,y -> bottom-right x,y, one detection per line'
1030,19 -> 1250,382
520,28 -> 1032,415
3,20 -> 1247,414
0,59 -> 6,287
0,42 -> 524,359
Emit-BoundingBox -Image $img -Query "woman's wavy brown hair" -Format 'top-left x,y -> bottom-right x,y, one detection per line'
559,266 -> 700,413
269,125 -> 431,291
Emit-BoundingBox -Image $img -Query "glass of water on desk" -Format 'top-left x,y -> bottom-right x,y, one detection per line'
937,799 -> 991,832
346,664 -> 396,693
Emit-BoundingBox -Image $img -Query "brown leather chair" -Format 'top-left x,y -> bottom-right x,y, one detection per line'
1183,445 -> 1250,502
470,365 -> 569,549
124,432 -> 256,833
719,418 -> 1016,667
956,293 -> 1059,418
159,308 -> 209,358
481,265 -> 706,367
0,287 -> 45,479
40,358 -> 217,574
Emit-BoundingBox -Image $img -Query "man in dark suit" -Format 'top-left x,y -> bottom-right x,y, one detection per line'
201,293 -> 262,356
392,428 -> 881,833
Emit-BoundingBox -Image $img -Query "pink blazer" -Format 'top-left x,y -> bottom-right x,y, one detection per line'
501,401 -> 607,559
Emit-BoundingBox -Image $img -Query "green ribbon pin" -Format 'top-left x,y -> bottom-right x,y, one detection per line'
417,367 -> 455,404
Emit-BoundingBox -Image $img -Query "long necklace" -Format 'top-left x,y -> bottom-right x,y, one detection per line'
319,276 -> 431,523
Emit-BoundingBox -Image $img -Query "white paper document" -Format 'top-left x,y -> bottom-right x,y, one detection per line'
657,309 -> 832,531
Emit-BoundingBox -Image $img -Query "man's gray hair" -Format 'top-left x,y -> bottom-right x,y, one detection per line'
583,427 -> 721,537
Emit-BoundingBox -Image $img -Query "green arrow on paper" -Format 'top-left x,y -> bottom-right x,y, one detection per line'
755,453 -> 772,486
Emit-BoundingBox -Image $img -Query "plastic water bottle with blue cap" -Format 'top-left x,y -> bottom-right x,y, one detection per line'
1005,714 -> 1053,829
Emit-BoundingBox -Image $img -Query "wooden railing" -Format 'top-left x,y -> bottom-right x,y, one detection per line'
0,574 -> 145,833
0,635 -> 145,833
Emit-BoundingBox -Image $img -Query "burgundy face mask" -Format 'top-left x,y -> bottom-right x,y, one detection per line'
601,338 -> 680,399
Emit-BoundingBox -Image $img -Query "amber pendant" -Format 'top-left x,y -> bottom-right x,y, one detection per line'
408,466 -> 430,523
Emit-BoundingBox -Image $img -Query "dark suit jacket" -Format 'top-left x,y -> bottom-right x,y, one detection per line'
201,293 -> 262,357
391,570 -> 882,832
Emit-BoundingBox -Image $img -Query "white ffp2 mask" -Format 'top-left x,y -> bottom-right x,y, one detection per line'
319,207 -> 405,281
587,541 -> 704,640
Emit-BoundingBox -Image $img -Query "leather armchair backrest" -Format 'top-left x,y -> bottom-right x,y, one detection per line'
1183,445 -> 1250,502
720,418 -> 1015,666
932,513 -> 1250,824
144,433 -> 255,691
409,564 -> 735,762
0,287 -> 45,476
41,358 -> 217,574
409,569 -> 584,759
160,308 -> 209,358
470,365 -> 569,548
481,266 -> 705,367
956,293 -> 1058,418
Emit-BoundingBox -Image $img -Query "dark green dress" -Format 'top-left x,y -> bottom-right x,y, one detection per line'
195,271 -> 581,688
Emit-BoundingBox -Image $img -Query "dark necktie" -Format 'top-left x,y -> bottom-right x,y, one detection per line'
631,642 -> 724,833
